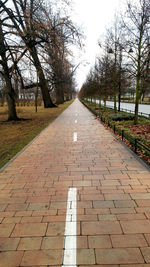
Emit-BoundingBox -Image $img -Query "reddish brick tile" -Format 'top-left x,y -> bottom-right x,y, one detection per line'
21,216 -> 43,223
104,194 -> 131,200
0,251 -> 23,267
11,223 -> 47,237
77,215 -> 98,221
15,211 -> 32,217
28,203 -> 50,211
76,249 -> 95,264
114,200 -> 137,208
32,210 -> 57,216
3,217 -> 21,223
81,194 -> 104,200
0,237 -> 20,251
98,214 -> 117,221
96,248 -> 144,264
82,221 -> 122,235
144,234 -> 150,245
110,208 -> 136,214
0,204 -> 7,211
85,208 -> 110,215
88,235 -> 112,248
121,220 -> 150,234
93,200 -> 114,208
117,213 -> 146,220
6,203 -> 28,211
141,247 -> 150,263
41,236 -> 64,249
20,250 -> 62,266
26,196 -> 51,203
73,181 -> 92,186
0,224 -> 15,237
136,199 -> 150,206
18,237 -> 42,250
131,193 -> 150,199
42,215 -> 65,222
46,222 -> 65,236
111,234 -> 147,247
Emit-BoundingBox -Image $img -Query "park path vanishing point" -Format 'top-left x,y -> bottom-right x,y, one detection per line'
0,99 -> 150,267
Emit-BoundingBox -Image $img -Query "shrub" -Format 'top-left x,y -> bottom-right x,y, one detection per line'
108,113 -> 134,121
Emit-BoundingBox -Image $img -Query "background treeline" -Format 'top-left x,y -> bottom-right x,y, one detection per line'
79,0 -> 150,124
0,0 -> 82,120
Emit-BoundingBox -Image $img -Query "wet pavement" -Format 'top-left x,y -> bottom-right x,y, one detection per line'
0,99 -> 150,267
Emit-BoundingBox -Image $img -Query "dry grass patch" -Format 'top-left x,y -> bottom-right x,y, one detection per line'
0,100 -> 74,168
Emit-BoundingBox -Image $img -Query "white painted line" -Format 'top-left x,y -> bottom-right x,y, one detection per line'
75,120 -> 77,124
62,188 -> 77,267
73,132 -> 77,142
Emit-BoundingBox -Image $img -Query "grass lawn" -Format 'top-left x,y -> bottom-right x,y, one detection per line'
0,100 -> 74,168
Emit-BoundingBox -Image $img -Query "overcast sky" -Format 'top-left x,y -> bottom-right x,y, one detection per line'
71,0 -> 122,91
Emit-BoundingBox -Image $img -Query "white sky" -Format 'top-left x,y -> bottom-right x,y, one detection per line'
71,0 -> 122,91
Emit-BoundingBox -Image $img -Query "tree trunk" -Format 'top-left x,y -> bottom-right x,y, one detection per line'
4,65 -> 18,121
30,47 -> 56,108
56,84 -> 64,104
134,30 -> 142,125
0,25 -> 18,121
134,74 -> 140,124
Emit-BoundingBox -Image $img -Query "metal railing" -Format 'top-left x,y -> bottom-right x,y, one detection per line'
86,98 -> 150,119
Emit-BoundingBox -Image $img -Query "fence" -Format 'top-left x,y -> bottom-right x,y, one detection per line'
86,98 -> 150,119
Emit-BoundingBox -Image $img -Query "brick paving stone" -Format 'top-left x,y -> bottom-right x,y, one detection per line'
18,237 -> 42,250
28,203 -> 50,211
0,251 -> 23,267
144,234 -> 150,245
20,250 -> 63,266
141,247 -> 150,263
76,249 -> 95,264
46,222 -> 65,236
121,220 -> 150,233
111,234 -> 147,247
98,214 -> 117,221
104,194 -> 131,200
6,203 -> 28,211
110,208 -> 136,214
0,223 -> 15,237
82,221 -> 122,235
41,236 -> 64,249
11,223 -> 47,237
81,194 -> 104,200
120,265 -> 150,267
96,248 -> 144,264
117,213 -> 146,220
0,237 -> 20,251
93,200 -> 115,208
88,235 -> 112,248
114,200 -> 137,208
0,99 -> 150,266
3,216 -> 21,223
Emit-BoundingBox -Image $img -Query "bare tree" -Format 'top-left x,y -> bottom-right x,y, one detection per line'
121,0 -> 150,124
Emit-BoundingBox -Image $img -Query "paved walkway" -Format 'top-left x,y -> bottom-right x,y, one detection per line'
0,99 -> 150,267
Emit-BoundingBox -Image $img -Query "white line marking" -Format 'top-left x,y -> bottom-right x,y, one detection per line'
62,188 -> 77,267
73,132 -> 77,142
75,120 -> 77,124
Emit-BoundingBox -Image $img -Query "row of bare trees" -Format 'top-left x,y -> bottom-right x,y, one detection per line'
0,0 -> 81,120
79,0 -> 150,124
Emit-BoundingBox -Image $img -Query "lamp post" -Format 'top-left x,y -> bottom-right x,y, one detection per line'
108,43 -> 117,113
